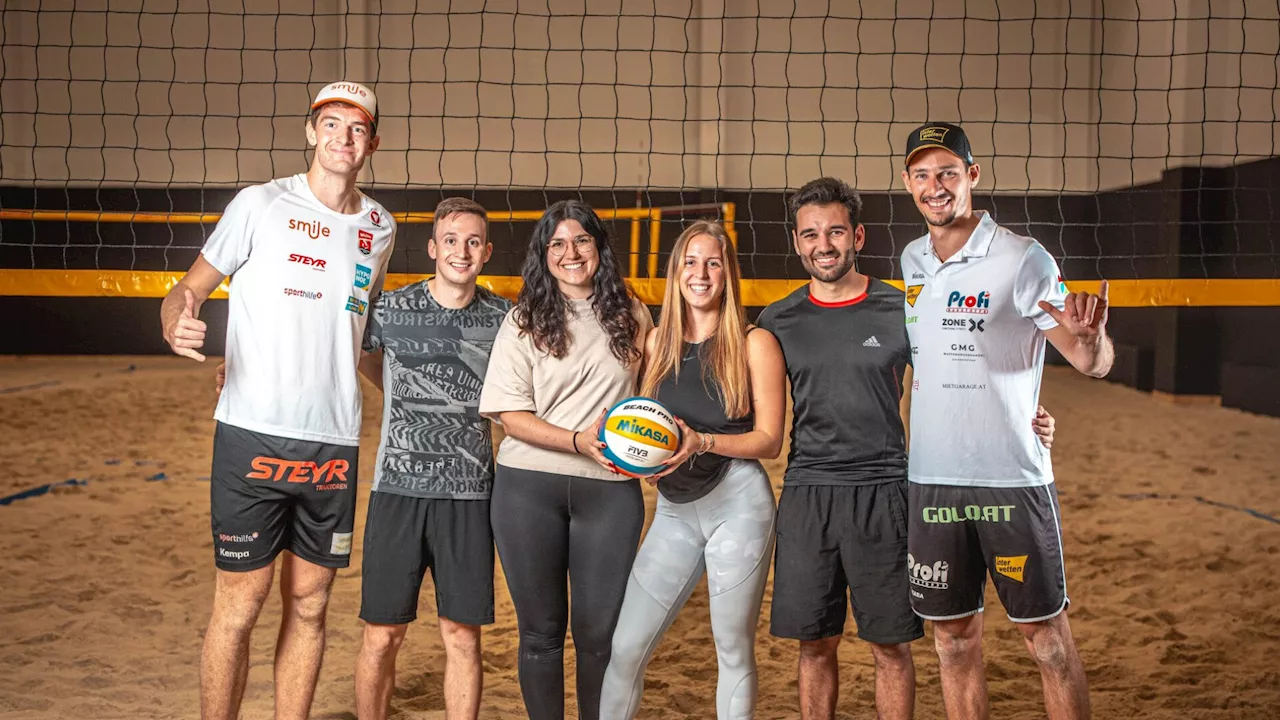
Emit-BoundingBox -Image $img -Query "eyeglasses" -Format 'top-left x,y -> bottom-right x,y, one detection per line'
547,236 -> 597,257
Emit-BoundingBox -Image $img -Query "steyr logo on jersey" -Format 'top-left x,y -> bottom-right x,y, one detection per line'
288,253 -> 327,271
906,284 -> 923,307
346,296 -> 368,315
947,290 -> 990,314
288,218 -> 330,239
354,264 -> 372,289
247,457 -> 349,484
357,229 -> 374,256
369,210 -> 382,227
283,288 -> 322,300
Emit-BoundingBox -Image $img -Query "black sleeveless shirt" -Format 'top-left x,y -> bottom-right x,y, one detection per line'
654,337 -> 754,503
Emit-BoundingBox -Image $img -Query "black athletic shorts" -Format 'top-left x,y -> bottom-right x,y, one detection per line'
907,483 -> 1068,623
210,422 -> 359,571
770,481 -> 924,644
359,491 -> 495,626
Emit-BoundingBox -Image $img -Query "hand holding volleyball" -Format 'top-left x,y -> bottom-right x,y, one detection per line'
598,397 -> 683,478
578,408 -> 619,474
165,287 -> 208,362
650,417 -> 699,482
1039,279 -> 1109,338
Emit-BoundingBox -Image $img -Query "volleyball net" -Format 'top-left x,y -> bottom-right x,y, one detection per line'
2,0 -> 1279,308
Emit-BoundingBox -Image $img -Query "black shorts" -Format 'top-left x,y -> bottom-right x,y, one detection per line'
770,481 -> 924,644
907,483 -> 1068,623
210,422 -> 359,571
359,491 -> 495,626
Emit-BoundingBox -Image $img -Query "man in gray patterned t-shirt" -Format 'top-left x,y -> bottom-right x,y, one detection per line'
354,198 -> 511,720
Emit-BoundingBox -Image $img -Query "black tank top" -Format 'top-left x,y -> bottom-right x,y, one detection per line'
655,335 -> 754,503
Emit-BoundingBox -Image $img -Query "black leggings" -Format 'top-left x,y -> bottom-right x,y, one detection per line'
491,464 -> 645,720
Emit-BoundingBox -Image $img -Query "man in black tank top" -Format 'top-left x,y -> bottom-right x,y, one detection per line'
758,178 -> 921,720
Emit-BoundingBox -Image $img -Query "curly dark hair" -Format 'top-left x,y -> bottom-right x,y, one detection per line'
512,199 -> 641,364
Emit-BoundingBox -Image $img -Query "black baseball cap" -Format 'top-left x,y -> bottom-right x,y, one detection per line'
904,122 -> 973,166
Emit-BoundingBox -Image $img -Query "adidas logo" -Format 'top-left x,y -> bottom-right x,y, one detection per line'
862,336 -> 881,348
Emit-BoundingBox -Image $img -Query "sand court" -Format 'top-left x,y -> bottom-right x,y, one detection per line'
0,356 -> 1278,719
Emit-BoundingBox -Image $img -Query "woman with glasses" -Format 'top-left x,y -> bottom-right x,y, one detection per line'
599,220 -> 785,719
479,198 -> 653,720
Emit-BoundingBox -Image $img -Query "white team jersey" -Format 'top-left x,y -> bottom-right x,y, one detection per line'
901,211 -> 1067,487
202,173 -> 395,446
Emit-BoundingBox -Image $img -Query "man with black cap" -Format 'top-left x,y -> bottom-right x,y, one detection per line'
761,176 -> 1059,720
160,80 -> 395,719
900,122 -> 1112,719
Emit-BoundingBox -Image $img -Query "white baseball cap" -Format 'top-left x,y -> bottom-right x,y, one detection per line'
310,81 -> 378,131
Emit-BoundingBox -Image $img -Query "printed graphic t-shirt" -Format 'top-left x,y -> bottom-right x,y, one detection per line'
363,281 -> 512,499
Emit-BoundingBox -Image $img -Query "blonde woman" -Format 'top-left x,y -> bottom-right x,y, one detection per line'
599,220 -> 786,719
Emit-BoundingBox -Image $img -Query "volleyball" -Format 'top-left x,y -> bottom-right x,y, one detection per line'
598,397 -> 683,477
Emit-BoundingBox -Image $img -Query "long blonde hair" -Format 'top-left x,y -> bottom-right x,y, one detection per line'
639,220 -> 751,419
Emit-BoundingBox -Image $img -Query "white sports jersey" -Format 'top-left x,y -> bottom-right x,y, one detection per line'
901,211 -> 1067,487
202,173 -> 395,446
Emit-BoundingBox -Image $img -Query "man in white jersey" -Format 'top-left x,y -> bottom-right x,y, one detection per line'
160,81 -> 395,720
899,122 -> 1112,720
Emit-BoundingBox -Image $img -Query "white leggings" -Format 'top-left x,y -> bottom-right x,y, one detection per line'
599,459 -> 777,719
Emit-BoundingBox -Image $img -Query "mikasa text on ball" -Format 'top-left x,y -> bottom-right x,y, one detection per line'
599,397 -> 682,477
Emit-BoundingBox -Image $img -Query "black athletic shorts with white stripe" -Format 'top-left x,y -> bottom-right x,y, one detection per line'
907,483 -> 1068,623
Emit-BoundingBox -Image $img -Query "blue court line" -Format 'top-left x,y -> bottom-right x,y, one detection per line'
1118,492 -> 1280,526
0,479 -> 88,506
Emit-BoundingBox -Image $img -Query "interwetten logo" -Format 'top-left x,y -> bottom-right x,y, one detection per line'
288,218 -> 330,240
995,555 -> 1028,582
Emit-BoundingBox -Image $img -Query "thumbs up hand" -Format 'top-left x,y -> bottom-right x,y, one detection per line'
165,286 -> 209,362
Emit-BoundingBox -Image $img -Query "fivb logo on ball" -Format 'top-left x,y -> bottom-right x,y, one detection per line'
600,397 -> 681,477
